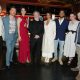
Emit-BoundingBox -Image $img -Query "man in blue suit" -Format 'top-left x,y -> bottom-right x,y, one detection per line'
52,10 -> 69,65
3,7 -> 18,69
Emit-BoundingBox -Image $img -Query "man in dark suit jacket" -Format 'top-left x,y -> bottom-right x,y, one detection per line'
52,10 -> 69,65
29,11 -> 44,65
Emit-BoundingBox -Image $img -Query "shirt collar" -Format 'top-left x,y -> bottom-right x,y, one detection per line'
59,17 -> 64,21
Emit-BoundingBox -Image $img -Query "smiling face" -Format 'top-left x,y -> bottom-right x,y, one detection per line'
59,10 -> 65,18
46,13 -> 52,20
33,11 -> 40,19
21,8 -> 26,15
10,7 -> 16,16
70,13 -> 76,21
77,12 -> 80,20
0,6 -> 2,14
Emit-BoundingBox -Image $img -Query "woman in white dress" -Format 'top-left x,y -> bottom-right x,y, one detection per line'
64,13 -> 79,64
42,12 -> 56,63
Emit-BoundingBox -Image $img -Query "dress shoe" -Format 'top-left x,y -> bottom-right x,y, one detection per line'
6,66 -> 10,70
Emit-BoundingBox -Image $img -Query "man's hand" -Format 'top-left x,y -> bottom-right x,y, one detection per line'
34,35 -> 40,39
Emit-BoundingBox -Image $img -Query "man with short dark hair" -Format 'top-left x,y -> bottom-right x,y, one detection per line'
3,7 -> 18,69
52,10 -> 69,65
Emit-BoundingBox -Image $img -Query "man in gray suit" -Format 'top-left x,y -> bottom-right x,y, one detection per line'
3,7 -> 18,69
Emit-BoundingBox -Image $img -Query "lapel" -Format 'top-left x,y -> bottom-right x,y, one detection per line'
57,18 -> 65,26
6,16 -> 10,32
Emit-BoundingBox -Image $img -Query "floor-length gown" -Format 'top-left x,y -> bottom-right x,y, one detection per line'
18,16 -> 31,63
64,21 -> 79,57
42,20 -> 56,58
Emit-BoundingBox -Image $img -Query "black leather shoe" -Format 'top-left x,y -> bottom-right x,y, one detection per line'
6,66 -> 10,70
10,62 -> 18,66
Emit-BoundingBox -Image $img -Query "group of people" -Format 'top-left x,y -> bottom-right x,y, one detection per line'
0,5 -> 80,76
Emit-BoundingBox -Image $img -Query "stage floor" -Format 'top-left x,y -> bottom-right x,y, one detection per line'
0,62 -> 78,80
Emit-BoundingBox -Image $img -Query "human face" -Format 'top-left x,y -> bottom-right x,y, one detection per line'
33,12 -> 40,19
10,8 -> 16,16
0,6 -> 2,13
21,8 -> 26,16
77,12 -> 80,20
59,11 -> 65,18
46,13 -> 51,20
70,14 -> 76,21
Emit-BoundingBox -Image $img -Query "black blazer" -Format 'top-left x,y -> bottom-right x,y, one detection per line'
29,20 -> 44,39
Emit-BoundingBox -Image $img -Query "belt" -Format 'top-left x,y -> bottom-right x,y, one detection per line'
68,30 -> 76,33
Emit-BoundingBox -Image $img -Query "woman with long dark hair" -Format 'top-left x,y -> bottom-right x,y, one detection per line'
64,13 -> 79,64
17,8 -> 31,64
42,12 -> 56,63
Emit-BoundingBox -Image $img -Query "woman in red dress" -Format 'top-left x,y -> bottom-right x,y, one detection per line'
17,8 -> 31,63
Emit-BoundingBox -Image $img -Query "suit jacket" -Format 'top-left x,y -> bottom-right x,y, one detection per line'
29,20 -> 44,40
55,19 -> 69,41
2,16 -> 18,41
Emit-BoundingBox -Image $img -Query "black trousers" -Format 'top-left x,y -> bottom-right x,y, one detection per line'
30,38 -> 42,64
0,36 -> 3,69
0,36 -> 3,56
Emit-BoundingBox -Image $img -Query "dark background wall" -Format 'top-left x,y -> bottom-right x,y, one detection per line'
6,3 -> 72,16
0,0 -> 73,16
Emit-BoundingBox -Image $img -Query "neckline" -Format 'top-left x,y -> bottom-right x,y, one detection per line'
45,19 -> 51,26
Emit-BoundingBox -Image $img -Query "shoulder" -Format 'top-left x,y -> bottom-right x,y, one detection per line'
76,21 -> 80,26
78,22 -> 80,27
55,19 -> 58,21
39,21 -> 44,24
17,17 -> 22,22
0,16 -> 2,21
29,20 -> 34,24
29,21 -> 34,27
44,20 -> 47,23
77,20 -> 79,23
4,16 -> 9,19
51,20 -> 55,22
69,21 -> 71,24
44,20 -> 47,22
64,19 -> 69,22
3,16 -> 9,21
55,18 -> 59,21
79,21 -> 80,25
50,20 -> 56,24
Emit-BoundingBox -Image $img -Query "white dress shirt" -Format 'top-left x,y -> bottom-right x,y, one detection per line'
59,18 -> 64,25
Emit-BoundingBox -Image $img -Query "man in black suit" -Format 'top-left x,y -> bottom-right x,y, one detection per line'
29,11 -> 44,65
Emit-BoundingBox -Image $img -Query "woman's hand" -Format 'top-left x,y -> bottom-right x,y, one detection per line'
18,36 -> 22,42
34,35 -> 40,39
